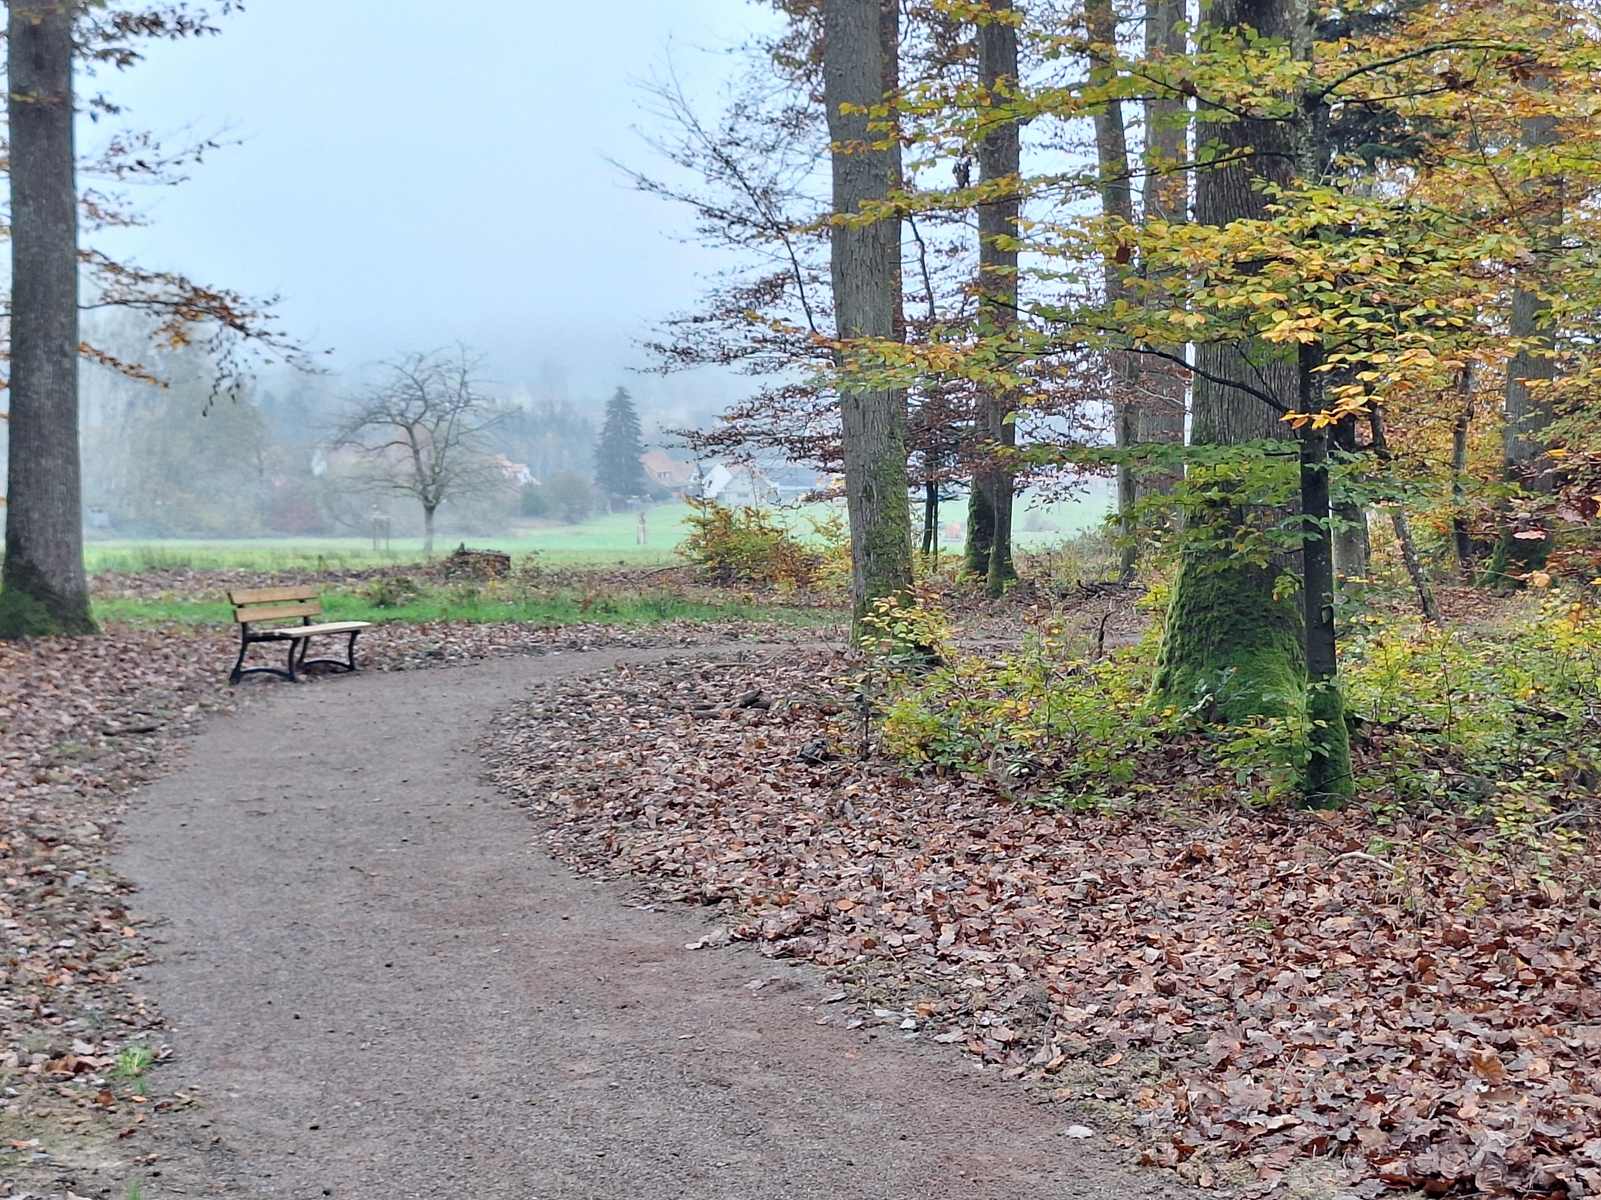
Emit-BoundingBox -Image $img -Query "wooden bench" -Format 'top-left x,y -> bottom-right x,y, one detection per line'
227,587 -> 371,684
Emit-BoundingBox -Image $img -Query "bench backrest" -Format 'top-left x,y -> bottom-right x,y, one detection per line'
228,586 -> 323,626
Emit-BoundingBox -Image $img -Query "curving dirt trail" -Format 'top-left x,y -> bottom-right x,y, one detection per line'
118,647 -> 1188,1199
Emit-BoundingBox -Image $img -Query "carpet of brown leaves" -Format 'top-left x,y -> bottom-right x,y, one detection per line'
0,616 -> 815,1191
489,650 -> 1601,1198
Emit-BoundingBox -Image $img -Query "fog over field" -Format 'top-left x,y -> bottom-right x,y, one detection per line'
90,0 -> 764,402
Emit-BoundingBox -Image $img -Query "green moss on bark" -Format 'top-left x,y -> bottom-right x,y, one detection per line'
1151,552 -> 1305,722
985,546 -> 1016,597
965,488 -> 994,577
0,585 -> 94,639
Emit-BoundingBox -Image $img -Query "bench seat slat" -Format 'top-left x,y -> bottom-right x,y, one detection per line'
253,620 -> 372,639
233,601 -> 322,624
229,586 -> 319,605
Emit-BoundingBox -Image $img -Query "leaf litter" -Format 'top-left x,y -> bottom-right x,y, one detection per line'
488,648 -> 1601,1198
0,616 -> 817,1192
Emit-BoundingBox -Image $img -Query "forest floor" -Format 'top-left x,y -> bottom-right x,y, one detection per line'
3,568 -> 1596,1198
0,617 -> 1194,1200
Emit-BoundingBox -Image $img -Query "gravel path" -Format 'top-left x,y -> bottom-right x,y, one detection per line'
118,648 -> 1184,1199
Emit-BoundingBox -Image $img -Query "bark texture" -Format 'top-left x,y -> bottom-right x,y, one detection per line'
1085,0 -> 1139,579
1133,0 -> 1189,503
971,0 -> 1019,594
1492,66 -> 1561,581
1151,0 -> 1305,726
2,0 -> 94,638
1330,418 -> 1370,586
824,0 -> 912,624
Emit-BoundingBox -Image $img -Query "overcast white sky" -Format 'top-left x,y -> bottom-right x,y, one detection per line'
85,0 -> 772,413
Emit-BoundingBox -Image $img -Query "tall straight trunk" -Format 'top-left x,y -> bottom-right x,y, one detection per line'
1151,0 -> 1305,727
2,0 -> 94,638
1085,0 -> 1138,580
1329,416 -> 1369,586
423,505 -> 437,556
824,0 -> 912,626
1450,367 -> 1477,577
970,0 -> 1019,595
1297,345 -> 1352,804
922,475 -> 938,556
1134,0 -> 1189,503
1496,74 -> 1561,578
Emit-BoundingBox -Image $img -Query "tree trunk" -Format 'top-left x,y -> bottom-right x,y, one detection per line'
974,0 -> 1019,596
423,505 -> 437,556
2,1 -> 94,639
824,0 -> 913,627
1133,0 -> 1188,502
964,486 -> 993,574
1297,346 -> 1352,805
1450,367 -> 1477,578
1495,76 -> 1561,578
1085,0 -> 1138,580
1151,0 -> 1305,726
1330,417 -> 1369,587
922,476 -> 938,556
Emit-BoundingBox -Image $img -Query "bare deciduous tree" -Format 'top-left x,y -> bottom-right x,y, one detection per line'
332,347 -> 507,555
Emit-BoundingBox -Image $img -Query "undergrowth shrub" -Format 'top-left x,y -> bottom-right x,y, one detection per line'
363,574 -> 422,608
868,587 -> 1601,841
678,499 -> 830,589
1342,596 -> 1601,855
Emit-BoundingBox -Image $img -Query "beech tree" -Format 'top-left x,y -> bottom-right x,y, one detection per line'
823,0 -> 913,623
1,2 -> 301,639
1146,0 -> 1306,735
965,0 -> 1021,595
2,0 -> 91,636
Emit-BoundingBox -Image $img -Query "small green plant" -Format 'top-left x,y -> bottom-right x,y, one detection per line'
114,1043 -> 155,1080
362,574 -> 421,608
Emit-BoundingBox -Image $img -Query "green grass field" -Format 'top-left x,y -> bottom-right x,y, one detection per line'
93,587 -> 843,629
84,492 -> 1114,575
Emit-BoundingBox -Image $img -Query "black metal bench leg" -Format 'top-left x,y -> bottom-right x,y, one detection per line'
346,630 -> 360,672
286,638 -> 300,682
229,635 -> 249,685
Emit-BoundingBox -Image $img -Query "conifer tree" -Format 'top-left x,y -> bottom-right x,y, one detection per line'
594,387 -> 649,502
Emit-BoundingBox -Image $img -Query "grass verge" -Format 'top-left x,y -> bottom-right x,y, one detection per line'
92,588 -> 845,629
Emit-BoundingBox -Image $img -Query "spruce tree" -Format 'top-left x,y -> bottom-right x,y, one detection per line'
594,387 -> 649,502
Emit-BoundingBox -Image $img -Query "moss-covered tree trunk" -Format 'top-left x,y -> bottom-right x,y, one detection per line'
1150,0 -> 1304,726
824,0 -> 912,627
2,1 -> 95,639
964,487 -> 994,574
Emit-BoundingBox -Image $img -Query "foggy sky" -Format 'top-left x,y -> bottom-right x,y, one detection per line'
87,0 -> 771,416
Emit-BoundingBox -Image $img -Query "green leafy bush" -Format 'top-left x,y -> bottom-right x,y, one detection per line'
871,585 -> 1601,839
678,499 -> 821,588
